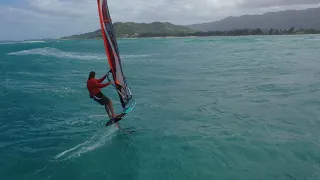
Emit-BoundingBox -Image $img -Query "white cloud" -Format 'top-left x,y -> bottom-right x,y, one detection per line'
29,0 -> 97,18
0,0 -> 320,40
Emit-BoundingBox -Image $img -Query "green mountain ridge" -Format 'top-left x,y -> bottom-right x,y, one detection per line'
61,22 -> 196,39
61,7 -> 320,40
188,7 -> 320,31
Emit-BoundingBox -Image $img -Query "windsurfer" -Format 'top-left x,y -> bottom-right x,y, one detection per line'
87,71 -> 117,119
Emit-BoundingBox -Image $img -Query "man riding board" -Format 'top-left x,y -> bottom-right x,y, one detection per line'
87,71 -> 118,119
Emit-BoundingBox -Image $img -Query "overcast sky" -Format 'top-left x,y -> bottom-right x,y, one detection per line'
1,0 -> 320,41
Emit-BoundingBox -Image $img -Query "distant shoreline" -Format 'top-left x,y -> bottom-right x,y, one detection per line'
60,32 -> 320,41
3,33 -> 318,42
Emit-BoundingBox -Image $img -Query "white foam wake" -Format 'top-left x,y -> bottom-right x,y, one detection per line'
54,126 -> 118,161
7,47 -> 105,60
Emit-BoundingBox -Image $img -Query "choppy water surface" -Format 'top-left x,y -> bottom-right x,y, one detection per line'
1,35 -> 320,180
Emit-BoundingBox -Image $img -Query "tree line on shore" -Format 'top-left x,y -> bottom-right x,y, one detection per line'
136,27 -> 320,38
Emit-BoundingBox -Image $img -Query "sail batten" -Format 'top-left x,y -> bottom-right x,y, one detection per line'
97,0 -> 132,108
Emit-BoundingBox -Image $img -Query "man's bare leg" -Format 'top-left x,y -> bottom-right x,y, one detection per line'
107,100 -> 119,118
105,101 -> 121,129
104,105 -> 112,119
115,123 -> 120,129
105,105 -> 121,128
105,100 -> 121,130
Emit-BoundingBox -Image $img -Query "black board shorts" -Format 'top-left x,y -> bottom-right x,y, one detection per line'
92,92 -> 111,106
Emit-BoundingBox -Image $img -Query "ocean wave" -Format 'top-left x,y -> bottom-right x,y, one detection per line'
0,42 -> 16,45
0,41 -> 46,45
121,54 -> 156,59
0,41 -> 30,45
7,46 -> 155,61
7,47 -> 105,60
291,35 -> 320,41
49,87 -> 79,94
307,37 -> 320,41
22,40 -> 45,44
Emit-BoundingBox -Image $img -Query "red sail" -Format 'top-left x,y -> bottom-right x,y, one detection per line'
97,0 -> 132,108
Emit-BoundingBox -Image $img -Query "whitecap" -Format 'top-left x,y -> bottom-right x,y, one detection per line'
22,40 -> 45,44
121,54 -> 155,59
7,47 -> 105,61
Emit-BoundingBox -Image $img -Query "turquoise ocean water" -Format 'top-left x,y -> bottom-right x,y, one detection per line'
1,35 -> 320,180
